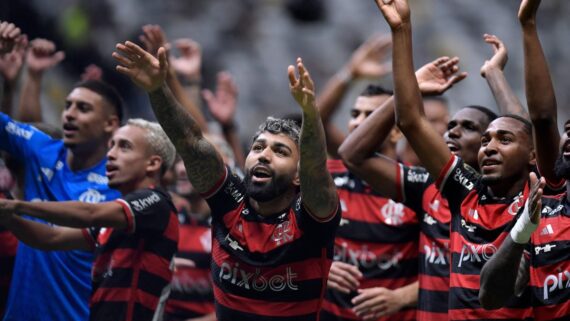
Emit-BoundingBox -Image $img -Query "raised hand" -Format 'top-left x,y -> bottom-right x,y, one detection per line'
80,64 -> 103,81
327,261 -> 362,294
416,56 -> 467,95
374,0 -> 410,30
528,172 -> 545,224
113,41 -> 168,92
26,39 -> 65,76
518,0 -> 541,26
203,71 -> 238,127
139,24 -> 170,57
352,287 -> 403,320
347,35 -> 391,79
288,57 -> 316,111
480,34 -> 508,78
0,21 -> 21,55
0,35 -> 27,82
170,38 -> 202,81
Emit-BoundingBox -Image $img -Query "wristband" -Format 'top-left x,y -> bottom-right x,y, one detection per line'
510,199 -> 538,244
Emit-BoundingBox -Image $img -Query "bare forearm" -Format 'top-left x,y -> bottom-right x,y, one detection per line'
300,108 -> 338,217
14,200 -> 100,228
339,97 -> 395,166
1,79 -> 15,115
479,237 -> 526,310
395,281 -> 418,308
317,71 -> 351,158
166,68 -> 208,133
484,68 -> 527,118
17,73 -> 43,122
3,215 -> 85,251
149,84 -> 224,193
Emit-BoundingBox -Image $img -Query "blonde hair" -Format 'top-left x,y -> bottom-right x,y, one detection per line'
126,118 -> 176,174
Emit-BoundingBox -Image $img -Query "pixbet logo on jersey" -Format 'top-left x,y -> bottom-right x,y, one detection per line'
334,243 -> 402,270
543,270 -> 570,300
218,262 -> 299,292
424,242 -> 449,266
457,242 -> 497,267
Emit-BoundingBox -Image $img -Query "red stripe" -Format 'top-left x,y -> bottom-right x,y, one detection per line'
213,284 -> 320,316
337,190 -> 418,225
449,274 -> 480,290
116,199 -> 135,233
81,229 -> 96,251
127,240 -> 145,320
163,212 -> 179,242
417,310 -> 448,321
419,275 -> 450,292
212,239 -> 330,281
200,167 -> 228,199
326,159 -> 347,173
165,299 -> 215,315
449,231 -> 509,255
0,231 -> 18,256
449,307 -> 532,320
91,287 -> 161,312
316,248 -> 329,321
419,233 -> 449,254
110,248 -> 172,281
534,301 -> 570,320
435,155 -> 455,190
179,225 -> 211,253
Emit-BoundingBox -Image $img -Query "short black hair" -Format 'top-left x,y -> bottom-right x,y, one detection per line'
73,80 -> 124,123
463,105 -> 498,125
252,117 -> 301,146
359,84 -> 393,97
499,114 -> 533,137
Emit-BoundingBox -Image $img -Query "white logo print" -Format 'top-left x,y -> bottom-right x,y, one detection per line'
543,270 -> 570,300
381,200 -> 405,226
424,242 -> 449,266
79,189 -> 106,203
540,224 -> 554,236
218,262 -> 298,292
423,213 -> 437,225
453,168 -> 474,191
88,172 -> 109,185
335,243 -> 402,270
131,192 -> 160,212
272,221 -> 293,246
224,234 -> 243,251
407,170 -> 429,183
534,244 -> 556,255
457,243 -> 497,267
429,200 -> 440,211
5,122 -> 33,140
461,219 -> 477,232
41,167 -> 53,181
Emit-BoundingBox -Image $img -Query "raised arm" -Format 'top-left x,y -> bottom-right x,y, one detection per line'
17,38 -> 65,123
0,198 -> 127,229
203,71 -> 245,168
519,0 -> 560,185
317,35 -> 391,158
480,34 -> 527,118
0,23 -> 25,115
479,173 -> 545,309
375,0 -> 454,178
339,56 -> 466,199
289,58 -> 338,218
0,215 -> 88,251
113,42 -> 224,194
140,25 -> 209,133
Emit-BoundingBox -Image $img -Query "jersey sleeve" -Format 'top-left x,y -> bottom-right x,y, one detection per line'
295,195 -> 341,247
82,227 -> 100,251
396,163 -> 433,214
0,112 -> 51,160
436,155 -> 481,209
115,189 -> 173,234
202,166 -> 246,221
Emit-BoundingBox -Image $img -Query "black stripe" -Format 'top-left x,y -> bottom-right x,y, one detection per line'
452,215 -> 513,245
175,252 -> 211,269
133,302 -> 159,321
90,302 -> 127,321
449,286 -> 531,310
164,310 -> 204,320
359,257 -> 418,279
419,254 -> 450,277
450,251 -> 495,275
168,288 -> 214,302
529,285 -> 570,307
418,289 -> 449,313
95,268 -> 133,288
531,240 -> 570,267
137,269 -> 170,298
420,223 -> 450,241
216,302 -> 318,321
336,221 -> 419,244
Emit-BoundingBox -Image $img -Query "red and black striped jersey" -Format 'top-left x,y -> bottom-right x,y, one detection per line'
165,212 -> 215,320
529,192 -> 570,321
202,167 -> 340,321
437,155 -> 533,321
396,163 -> 450,321
82,187 -> 179,321
0,190 -> 16,318
320,159 -> 418,321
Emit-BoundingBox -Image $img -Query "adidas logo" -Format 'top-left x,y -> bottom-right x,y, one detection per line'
540,224 -> 554,236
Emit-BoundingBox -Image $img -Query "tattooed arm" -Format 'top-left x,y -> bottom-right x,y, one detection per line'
113,42 -> 224,194
288,58 -> 338,219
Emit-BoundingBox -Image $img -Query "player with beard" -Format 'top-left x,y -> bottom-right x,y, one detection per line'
0,119 -> 179,321
375,0 -> 537,320
113,41 -> 340,321
480,1 -> 570,320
